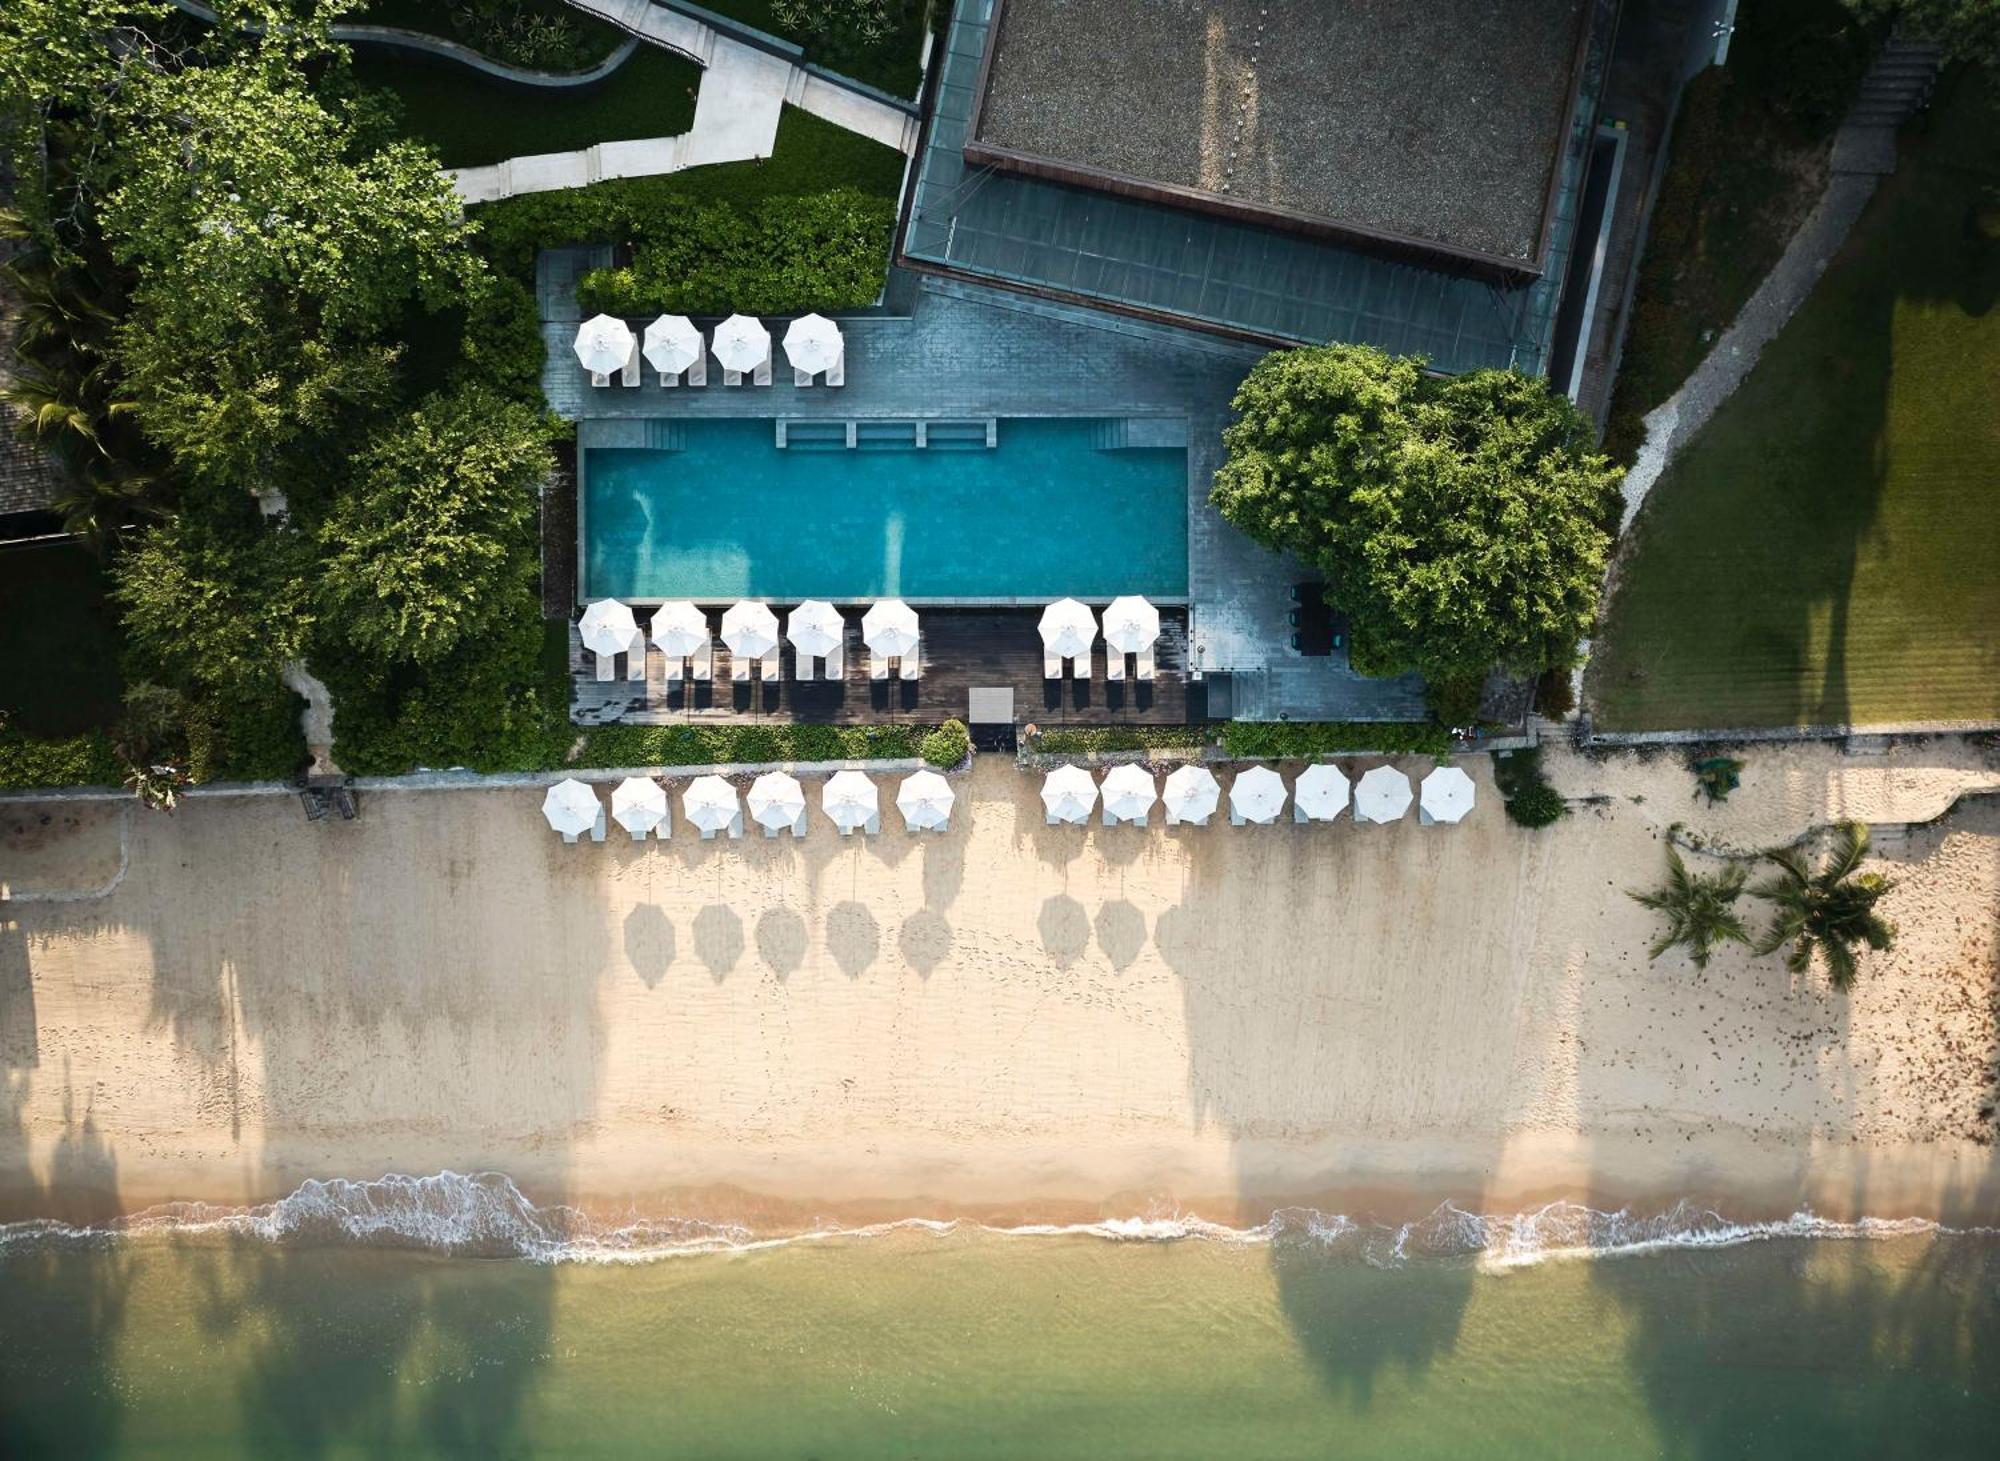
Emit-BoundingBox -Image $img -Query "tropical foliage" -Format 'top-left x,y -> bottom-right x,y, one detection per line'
1752,822 -> 1898,989
1847,0 -> 2000,63
1630,846 -> 1751,970
1492,746 -> 1566,828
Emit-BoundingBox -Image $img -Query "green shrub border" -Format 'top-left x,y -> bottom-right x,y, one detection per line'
571,721 -> 930,768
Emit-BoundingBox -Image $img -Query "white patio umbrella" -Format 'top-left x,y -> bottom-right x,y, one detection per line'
1229,765 -> 1288,824
651,601 -> 709,658
1040,764 -> 1098,825
1420,765 -> 1477,825
1354,766 -> 1414,825
610,776 -> 667,837
577,599 -> 639,657
895,769 -> 955,831
1100,763 -> 1158,823
683,774 -> 740,836
1101,596 -> 1161,655
1162,764 -> 1221,824
720,600 -> 780,660
641,313 -> 702,376
711,313 -> 769,374
1294,763 -> 1352,822
861,599 -> 920,659
786,599 -> 844,660
572,313 -> 633,375
822,770 -> 878,833
1038,598 -> 1098,659
781,313 -> 843,375
541,778 -> 599,837
747,771 -> 807,834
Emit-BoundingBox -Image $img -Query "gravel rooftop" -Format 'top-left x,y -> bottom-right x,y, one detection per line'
973,0 -> 1588,265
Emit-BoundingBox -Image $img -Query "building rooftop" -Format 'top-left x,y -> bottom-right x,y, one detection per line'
968,0 -> 1591,271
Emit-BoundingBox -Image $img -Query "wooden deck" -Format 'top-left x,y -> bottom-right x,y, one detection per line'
571,608 -> 1192,727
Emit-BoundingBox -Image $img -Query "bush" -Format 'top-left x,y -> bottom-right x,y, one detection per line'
1493,747 -> 1566,828
1534,667 -> 1577,721
921,718 -> 970,769
0,725 -> 124,789
1424,673 -> 1486,728
1030,725 -> 1211,755
453,272 -> 546,404
572,721 -> 923,768
1219,721 -> 1452,759
184,680 -> 309,783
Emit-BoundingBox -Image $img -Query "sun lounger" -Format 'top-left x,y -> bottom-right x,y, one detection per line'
1228,806 -> 1245,826
869,650 -> 888,681
728,810 -> 743,839
594,650 -> 616,682
621,337 -> 641,387
900,639 -> 920,680
753,354 -> 772,386
590,369 -> 611,388
731,651 -> 750,683
822,642 -> 844,680
1045,812 -> 1062,826
1107,651 -> 1126,683
760,647 -> 780,680
664,653 -> 684,684
825,357 -> 843,387
1137,646 -> 1156,682
865,811 -> 880,836
625,628 -> 647,681
627,820 -> 648,843
691,640 -> 713,681
688,351 -> 707,386
1044,651 -> 1064,681
795,367 -> 814,388
589,807 -> 607,842
723,366 -> 744,386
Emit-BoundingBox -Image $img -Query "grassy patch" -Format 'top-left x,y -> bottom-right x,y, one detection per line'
354,42 -> 701,167
1601,0 -> 1879,461
0,544 -> 124,736
1589,69 -> 2000,731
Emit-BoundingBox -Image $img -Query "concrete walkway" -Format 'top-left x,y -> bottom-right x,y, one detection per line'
451,0 -> 921,204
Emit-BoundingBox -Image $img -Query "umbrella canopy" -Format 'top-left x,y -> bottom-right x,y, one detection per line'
786,599 -> 844,659
652,601 -> 709,658
541,778 -> 599,836
610,776 -> 667,835
822,770 -> 878,832
1040,764 -> 1098,825
641,314 -> 702,375
1354,766 -> 1414,824
1229,765 -> 1287,824
1101,596 -> 1161,654
683,775 -> 739,835
1101,763 -> 1158,822
572,314 -> 633,375
711,313 -> 769,373
1038,598 -> 1098,658
895,769 -> 955,831
578,599 -> 639,657
781,313 -> 843,375
1420,765 -> 1477,824
1294,763 -> 1352,822
747,771 -> 807,833
720,600 -> 780,659
1162,764 -> 1221,823
861,599 -> 920,658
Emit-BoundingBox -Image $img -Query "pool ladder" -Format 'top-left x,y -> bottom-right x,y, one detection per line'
775,418 -> 997,451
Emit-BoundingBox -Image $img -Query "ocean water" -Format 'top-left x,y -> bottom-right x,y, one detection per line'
2,1174 -> 1997,1459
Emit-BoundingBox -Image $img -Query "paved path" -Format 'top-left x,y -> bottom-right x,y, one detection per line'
451,0 -> 921,204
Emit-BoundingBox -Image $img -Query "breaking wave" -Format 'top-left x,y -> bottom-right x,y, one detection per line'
0,1171 -> 1985,1267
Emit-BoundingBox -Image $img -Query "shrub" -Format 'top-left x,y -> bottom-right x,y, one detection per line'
1424,673 -> 1486,729
1493,747 -> 1566,828
921,718 -> 970,769
184,680 -> 309,783
1534,667 -> 1577,721
572,722 -> 924,769
0,725 -> 124,790
1031,725 -> 1212,755
453,272 -> 547,404
1219,721 -> 1452,759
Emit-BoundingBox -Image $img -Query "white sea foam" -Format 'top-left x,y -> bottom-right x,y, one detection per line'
0,1173 -> 1986,1267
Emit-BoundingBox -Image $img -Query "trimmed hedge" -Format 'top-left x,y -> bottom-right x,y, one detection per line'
1493,747 -> 1566,828
1031,726 -> 1212,754
920,718 -> 970,769
0,728 -> 124,790
573,721 -> 923,768
1220,721 -> 1452,759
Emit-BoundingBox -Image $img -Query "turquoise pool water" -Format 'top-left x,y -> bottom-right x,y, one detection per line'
581,417 -> 1189,601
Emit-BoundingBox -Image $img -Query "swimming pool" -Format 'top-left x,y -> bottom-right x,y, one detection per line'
580,417 -> 1189,602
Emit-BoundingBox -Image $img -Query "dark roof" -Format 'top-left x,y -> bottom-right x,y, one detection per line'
0,424 -> 58,516
969,0 -> 1591,271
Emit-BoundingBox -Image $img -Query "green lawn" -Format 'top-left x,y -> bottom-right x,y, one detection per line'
354,43 -> 701,167
1588,69 -> 2000,732
0,544 -> 125,737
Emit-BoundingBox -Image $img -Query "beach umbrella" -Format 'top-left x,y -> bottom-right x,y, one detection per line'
1038,598 -> 1098,659
1229,765 -> 1287,824
610,776 -> 667,837
1101,596 -> 1161,655
1354,766 -> 1414,824
747,771 -> 807,834
577,598 -> 639,658
651,601 -> 709,658
822,769 -> 878,833
683,774 -> 740,836
895,769 -> 955,831
786,599 -> 844,660
1100,763 -> 1158,823
572,313 -> 633,375
1420,765 -> 1477,825
1162,764 -> 1221,824
1040,764 -> 1098,825
1294,763 -> 1351,823
861,599 -> 920,659
781,313 -> 843,375
642,313 -> 702,376
711,313 -> 769,374
541,778 -> 600,837
720,600 -> 780,660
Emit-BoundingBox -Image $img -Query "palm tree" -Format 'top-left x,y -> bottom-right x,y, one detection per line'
1629,845 -> 1750,970
1751,822 -> 1897,991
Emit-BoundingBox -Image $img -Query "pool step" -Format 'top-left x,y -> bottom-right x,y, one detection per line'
1093,417 -> 1189,451
644,420 -> 685,451
773,418 -> 998,452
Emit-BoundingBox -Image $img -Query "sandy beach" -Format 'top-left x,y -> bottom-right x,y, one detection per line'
3,740 -> 1997,1232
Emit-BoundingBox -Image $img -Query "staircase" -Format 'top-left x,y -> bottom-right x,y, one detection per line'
1831,34 -> 1945,175
773,418 -> 997,451
643,420 -> 685,450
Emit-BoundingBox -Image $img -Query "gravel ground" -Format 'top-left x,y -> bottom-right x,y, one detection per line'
976,0 -> 1587,262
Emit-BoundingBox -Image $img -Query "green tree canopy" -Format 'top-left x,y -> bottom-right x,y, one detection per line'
1210,344 -> 1622,683
1847,0 -> 2000,64
316,384 -> 551,665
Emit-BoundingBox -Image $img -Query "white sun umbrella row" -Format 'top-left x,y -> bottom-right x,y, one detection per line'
1038,763 -> 1476,828
575,313 -> 845,388
580,599 -> 920,684
542,769 -> 955,843
1040,597 -> 1161,682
